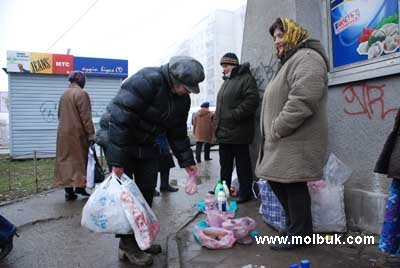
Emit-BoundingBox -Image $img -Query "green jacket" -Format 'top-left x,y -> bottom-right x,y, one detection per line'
214,63 -> 259,144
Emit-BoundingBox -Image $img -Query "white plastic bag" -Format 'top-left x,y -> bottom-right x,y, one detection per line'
81,174 -> 132,234
86,147 -> 95,188
308,181 -> 346,233
120,174 -> 160,250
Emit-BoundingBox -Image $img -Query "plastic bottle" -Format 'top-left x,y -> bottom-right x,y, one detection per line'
300,259 -> 310,268
289,264 -> 299,268
217,189 -> 227,211
214,179 -> 224,198
222,180 -> 230,199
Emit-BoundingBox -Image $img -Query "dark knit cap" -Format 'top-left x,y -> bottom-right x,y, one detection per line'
68,71 -> 86,88
201,102 -> 210,108
220,52 -> 239,66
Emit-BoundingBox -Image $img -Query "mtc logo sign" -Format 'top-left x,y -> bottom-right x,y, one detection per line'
52,54 -> 73,74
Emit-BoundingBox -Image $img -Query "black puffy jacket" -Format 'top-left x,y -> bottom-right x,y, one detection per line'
214,63 -> 259,144
102,64 -> 195,168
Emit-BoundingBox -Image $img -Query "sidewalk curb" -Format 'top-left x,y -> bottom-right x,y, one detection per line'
167,210 -> 201,268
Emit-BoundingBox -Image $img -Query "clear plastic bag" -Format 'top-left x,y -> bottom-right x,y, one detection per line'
81,174 -> 132,234
119,174 -> 160,250
206,209 -> 235,227
185,170 -> 198,195
196,227 -> 236,249
323,153 -> 352,186
86,147 -> 95,188
221,217 -> 256,240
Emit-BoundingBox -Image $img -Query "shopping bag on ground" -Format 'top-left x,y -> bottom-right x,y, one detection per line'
196,226 -> 236,249
86,147 -> 95,188
258,180 -> 288,231
119,174 -> 160,250
308,180 -> 346,233
221,217 -> 256,240
81,174 -> 132,234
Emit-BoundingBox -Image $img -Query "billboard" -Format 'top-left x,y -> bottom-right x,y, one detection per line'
6,51 -> 128,78
7,51 -> 74,74
331,0 -> 399,68
74,57 -> 128,78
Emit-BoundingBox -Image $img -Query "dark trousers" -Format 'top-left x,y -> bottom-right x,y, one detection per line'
117,158 -> 159,250
268,181 -> 313,236
195,142 -> 211,162
160,169 -> 170,188
219,143 -> 253,199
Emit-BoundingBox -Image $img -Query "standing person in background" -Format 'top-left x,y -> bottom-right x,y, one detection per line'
214,52 -> 259,203
256,18 -> 329,250
193,101 -> 214,163
155,134 -> 178,194
375,109 -> 400,256
54,71 -> 95,201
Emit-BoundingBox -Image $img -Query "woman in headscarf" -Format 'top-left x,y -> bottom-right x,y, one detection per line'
255,18 -> 329,250
54,71 -> 95,201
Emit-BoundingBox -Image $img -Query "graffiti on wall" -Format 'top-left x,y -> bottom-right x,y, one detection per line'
39,100 -> 104,123
251,54 -> 279,92
342,83 -> 398,120
40,100 -> 58,123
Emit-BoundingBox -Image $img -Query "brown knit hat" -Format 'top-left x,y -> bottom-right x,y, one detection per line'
220,52 -> 239,66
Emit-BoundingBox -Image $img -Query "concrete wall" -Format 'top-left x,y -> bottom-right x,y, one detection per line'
242,0 -> 398,233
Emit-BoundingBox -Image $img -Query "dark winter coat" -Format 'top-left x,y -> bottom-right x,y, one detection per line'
374,109 -> 400,179
101,64 -> 195,168
214,63 -> 259,144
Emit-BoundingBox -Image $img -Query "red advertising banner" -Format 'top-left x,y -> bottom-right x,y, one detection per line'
52,54 -> 73,74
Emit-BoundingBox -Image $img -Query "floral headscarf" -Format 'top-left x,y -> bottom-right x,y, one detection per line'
280,17 -> 309,55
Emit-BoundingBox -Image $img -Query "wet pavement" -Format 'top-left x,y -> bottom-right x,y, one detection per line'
1,150 -> 399,268
0,152 -> 219,268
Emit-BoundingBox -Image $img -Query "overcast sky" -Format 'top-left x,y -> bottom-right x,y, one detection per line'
0,0 -> 247,91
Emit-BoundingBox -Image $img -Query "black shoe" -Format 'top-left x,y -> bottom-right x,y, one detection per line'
208,190 -> 215,195
278,229 -> 287,236
160,185 -> 178,192
75,188 -> 90,197
270,242 -> 297,250
144,244 -> 162,254
65,193 -> 78,201
205,158 -> 213,161
154,189 -> 160,196
118,248 -> 153,266
196,160 -> 201,164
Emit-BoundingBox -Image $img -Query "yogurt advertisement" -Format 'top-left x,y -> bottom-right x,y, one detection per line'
331,0 -> 399,68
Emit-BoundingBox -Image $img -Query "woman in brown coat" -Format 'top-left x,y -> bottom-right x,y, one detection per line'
193,102 -> 214,163
255,18 -> 329,249
54,71 -> 95,201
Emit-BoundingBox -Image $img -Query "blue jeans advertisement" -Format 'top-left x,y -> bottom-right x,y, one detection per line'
331,0 -> 399,68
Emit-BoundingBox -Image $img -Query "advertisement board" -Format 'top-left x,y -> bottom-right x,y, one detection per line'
331,0 -> 399,68
7,51 -> 74,74
73,56 -> 128,78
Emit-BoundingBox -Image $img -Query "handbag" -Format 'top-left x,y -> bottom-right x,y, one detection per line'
92,145 -> 105,183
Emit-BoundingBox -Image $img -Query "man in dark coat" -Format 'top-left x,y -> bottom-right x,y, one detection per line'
214,52 -> 259,203
99,56 -> 204,266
